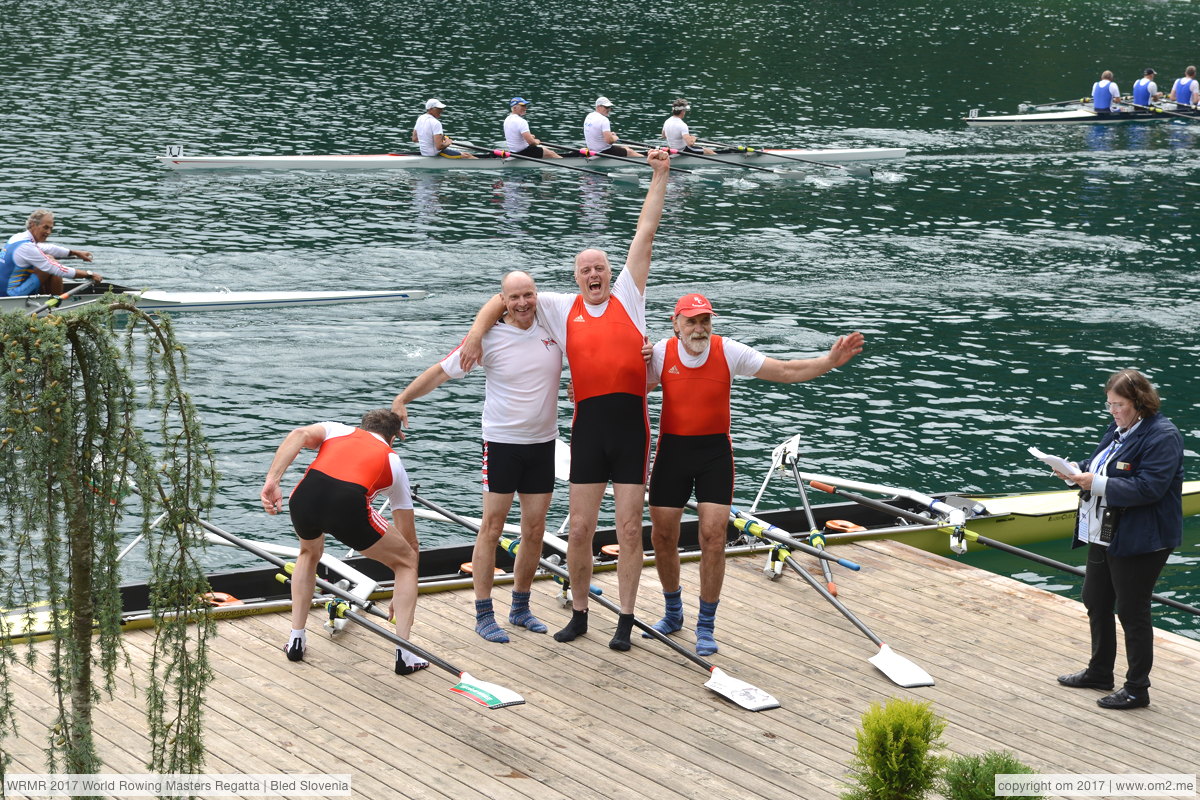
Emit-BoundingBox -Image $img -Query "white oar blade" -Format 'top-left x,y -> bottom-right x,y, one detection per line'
450,672 -> 525,709
868,644 -> 934,688
704,667 -> 780,711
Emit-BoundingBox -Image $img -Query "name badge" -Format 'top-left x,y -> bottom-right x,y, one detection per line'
1115,461 -> 1132,471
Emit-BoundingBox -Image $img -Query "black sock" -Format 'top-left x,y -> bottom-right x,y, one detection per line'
553,609 -> 588,642
609,613 -> 635,651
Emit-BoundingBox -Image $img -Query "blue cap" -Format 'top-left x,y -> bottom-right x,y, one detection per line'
509,96 -> 530,108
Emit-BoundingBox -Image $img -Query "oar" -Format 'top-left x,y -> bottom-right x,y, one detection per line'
789,461 -> 839,595
695,139 -> 874,178
1127,102 -> 1199,122
196,518 -> 525,708
410,491 -> 780,711
28,275 -> 103,316
454,142 -> 637,183
726,506 -> 862,570
1021,97 -> 1091,110
806,483 -> 1200,618
621,140 -> 801,177
538,141 -> 700,174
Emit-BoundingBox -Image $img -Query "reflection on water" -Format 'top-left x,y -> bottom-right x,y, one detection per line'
2,0 -> 1197,636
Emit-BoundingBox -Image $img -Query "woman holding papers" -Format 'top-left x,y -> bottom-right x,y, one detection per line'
1051,369 -> 1184,710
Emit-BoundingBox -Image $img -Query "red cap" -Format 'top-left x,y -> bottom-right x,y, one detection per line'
673,293 -> 716,318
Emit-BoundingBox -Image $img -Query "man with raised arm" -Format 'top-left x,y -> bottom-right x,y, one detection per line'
645,294 -> 864,655
392,270 -> 562,644
460,148 -> 671,651
260,409 -> 428,675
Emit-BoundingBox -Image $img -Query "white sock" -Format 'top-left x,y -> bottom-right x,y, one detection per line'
396,646 -> 427,667
289,629 -> 306,644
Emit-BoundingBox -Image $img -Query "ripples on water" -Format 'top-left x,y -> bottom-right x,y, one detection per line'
3,0 -> 1197,635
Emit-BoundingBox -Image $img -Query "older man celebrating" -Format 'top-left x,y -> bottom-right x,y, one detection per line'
646,294 -> 864,655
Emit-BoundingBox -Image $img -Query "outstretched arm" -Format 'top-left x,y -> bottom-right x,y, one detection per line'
459,294 -> 505,369
260,423 -> 326,514
624,150 -> 671,293
753,332 -> 865,383
392,363 -> 454,435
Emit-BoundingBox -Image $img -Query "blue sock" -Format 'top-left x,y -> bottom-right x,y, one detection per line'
474,598 -> 509,643
644,587 -> 684,637
508,591 -> 548,633
696,599 -> 719,656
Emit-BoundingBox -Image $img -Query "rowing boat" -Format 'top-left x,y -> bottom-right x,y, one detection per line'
965,105 -> 1200,126
155,147 -> 907,172
7,479 -> 1195,643
0,281 -> 428,314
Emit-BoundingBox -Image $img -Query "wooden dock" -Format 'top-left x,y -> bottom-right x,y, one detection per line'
7,539 -> 1199,799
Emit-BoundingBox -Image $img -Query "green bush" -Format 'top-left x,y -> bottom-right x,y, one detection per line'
938,751 -> 1044,800
841,698 -> 946,800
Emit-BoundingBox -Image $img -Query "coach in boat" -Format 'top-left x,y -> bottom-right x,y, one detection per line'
645,294 -> 863,655
411,98 -> 476,159
1053,369 -> 1184,710
260,409 -> 429,675
392,270 -> 562,644
1091,70 -> 1120,114
502,97 -> 562,159
462,149 -> 671,650
1,209 -> 100,297
583,96 -> 641,158
662,98 -> 714,155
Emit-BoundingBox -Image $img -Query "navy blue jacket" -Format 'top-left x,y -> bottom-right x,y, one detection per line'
1073,412 -> 1184,557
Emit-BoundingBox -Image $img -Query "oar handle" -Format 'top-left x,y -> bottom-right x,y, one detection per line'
29,274 -> 103,316
729,510 -> 861,570
809,481 -> 936,526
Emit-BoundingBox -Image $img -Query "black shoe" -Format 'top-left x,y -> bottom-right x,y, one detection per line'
1098,688 -> 1149,710
1057,669 -> 1113,690
285,639 -> 305,662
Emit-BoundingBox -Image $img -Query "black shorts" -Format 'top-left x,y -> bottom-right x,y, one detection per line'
600,145 -> 634,157
570,393 -> 649,484
483,440 -> 555,494
289,469 -> 389,552
513,145 -> 545,159
648,433 -> 734,508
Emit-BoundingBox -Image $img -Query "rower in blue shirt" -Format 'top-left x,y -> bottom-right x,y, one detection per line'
1131,68 -> 1161,108
1091,71 -> 1120,113
1169,66 -> 1199,109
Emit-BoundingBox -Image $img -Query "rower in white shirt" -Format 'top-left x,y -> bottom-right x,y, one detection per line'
411,98 -> 476,159
583,97 -> 642,157
502,97 -> 562,159
661,99 -> 714,154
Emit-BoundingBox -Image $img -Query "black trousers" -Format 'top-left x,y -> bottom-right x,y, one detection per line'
1082,543 -> 1171,692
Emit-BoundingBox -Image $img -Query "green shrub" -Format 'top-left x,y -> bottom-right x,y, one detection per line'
938,751 -> 1044,800
840,698 -> 946,800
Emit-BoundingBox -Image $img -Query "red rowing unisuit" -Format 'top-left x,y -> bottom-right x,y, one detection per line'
304,428 -> 396,496
565,294 -> 646,403
660,336 -> 731,436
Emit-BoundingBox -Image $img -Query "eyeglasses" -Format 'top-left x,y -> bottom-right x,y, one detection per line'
1104,401 -> 1128,411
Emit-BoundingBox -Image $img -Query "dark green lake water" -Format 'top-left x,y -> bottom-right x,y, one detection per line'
3,0 -> 1197,638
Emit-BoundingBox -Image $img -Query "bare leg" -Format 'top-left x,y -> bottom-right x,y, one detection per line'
553,482 -> 605,642
289,535 -> 324,632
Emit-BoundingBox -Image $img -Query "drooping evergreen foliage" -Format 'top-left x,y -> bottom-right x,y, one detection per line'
0,300 -> 217,780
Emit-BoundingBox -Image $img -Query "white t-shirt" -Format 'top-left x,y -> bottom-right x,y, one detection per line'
440,320 -> 563,444
4,230 -> 76,279
317,422 -> 413,510
583,110 -> 612,152
662,115 -> 691,150
413,113 -> 444,156
534,268 -> 646,357
503,113 -> 532,152
648,336 -> 767,383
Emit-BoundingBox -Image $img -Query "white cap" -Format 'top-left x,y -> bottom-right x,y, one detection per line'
594,96 -> 614,107
425,98 -> 446,110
